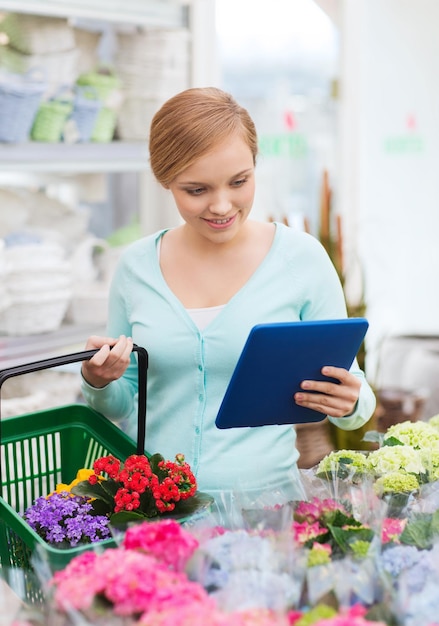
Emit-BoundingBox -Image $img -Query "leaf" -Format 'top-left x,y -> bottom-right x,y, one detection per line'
168,491 -> 214,519
366,602 -> 399,626
148,453 -> 170,482
400,513 -> 433,549
326,509 -> 361,528
431,509 -> 439,536
99,479 -> 120,499
382,436 -> 404,447
89,498 -> 112,516
139,489 -> 158,517
72,480 -> 114,505
110,510 -> 150,526
149,453 -> 165,474
329,525 -> 374,554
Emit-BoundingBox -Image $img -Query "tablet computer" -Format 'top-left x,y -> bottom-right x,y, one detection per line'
215,317 -> 369,429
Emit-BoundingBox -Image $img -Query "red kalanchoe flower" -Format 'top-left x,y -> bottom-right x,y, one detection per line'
92,455 -> 121,479
114,488 -> 141,513
84,452 -> 198,519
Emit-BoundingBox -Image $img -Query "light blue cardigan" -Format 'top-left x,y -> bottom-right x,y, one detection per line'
82,223 -> 376,504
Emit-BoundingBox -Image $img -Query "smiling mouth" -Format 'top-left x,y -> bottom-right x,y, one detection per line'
206,217 -> 234,225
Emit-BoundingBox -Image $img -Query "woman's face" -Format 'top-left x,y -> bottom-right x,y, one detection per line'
167,134 -> 256,244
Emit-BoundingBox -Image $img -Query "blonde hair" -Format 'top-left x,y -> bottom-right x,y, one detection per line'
149,87 -> 258,187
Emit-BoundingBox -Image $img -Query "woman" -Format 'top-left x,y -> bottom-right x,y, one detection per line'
81,87 -> 376,505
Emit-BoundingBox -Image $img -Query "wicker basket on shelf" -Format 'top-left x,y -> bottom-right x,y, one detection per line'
296,418 -> 335,469
76,69 -> 121,142
0,242 -> 72,336
68,86 -> 102,142
76,68 -> 121,104
0,70 -> 46,142
0,45 -> 79,97
116,96 -> 160,141
0,13 -> 76,55
31,92 -> 73,142
375,388 -> 427,432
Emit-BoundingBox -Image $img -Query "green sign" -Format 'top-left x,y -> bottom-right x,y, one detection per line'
259,133 -> 308,159
384,135 -> 424,154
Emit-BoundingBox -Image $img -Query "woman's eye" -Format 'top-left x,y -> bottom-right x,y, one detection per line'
187,187 -> 205,196
232,178 -> 247,187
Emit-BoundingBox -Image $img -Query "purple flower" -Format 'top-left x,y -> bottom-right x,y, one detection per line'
377,544 -> 422,578
23,492 -> 110,548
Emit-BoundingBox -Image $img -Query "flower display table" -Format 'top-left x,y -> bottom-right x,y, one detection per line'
4,417 -> 439,626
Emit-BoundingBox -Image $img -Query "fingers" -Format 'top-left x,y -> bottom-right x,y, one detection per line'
82,335 -> 133,388
294,366 -> 361,418
84,335 -> 119,350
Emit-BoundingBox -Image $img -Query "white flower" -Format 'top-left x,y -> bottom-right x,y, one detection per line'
367,445 -> 425,477
384,420 -> 439,449
316,450 -> 369,475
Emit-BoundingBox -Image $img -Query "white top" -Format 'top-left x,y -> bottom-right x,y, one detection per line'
186,304 -> 225,330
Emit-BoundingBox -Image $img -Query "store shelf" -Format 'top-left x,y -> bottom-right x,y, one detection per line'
0,323 -> 105,368
0,141 -> 150,173
0,0 -> 188,27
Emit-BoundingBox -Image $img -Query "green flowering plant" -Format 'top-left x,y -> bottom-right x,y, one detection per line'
367,445 -> 426,480
428,414 -> 439,430
382,420 -> 439,449
292,497 -> 375,566
374,471 -> 420,496
315,449 -> 370,484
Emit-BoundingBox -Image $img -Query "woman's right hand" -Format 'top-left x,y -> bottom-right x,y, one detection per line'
81,334 -> 133,389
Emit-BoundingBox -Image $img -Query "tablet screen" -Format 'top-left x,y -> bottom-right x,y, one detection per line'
215,318 -> 369,429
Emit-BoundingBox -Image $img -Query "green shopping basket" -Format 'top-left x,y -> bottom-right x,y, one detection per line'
0,345 -> 148,596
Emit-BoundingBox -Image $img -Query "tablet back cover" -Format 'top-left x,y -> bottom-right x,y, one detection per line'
215,318 -> 368,429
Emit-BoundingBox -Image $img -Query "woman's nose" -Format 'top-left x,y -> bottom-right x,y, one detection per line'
209,192 -> 232,215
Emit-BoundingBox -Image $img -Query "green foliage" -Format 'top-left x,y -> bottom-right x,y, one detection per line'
400,510 -> 439,550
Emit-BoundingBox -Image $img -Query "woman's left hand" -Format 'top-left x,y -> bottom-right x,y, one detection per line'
294,366 -> 361,418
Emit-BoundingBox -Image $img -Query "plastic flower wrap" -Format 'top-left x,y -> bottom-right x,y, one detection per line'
292,497 -> 375,559
315,450 -> 370,484
294,604 -> 389,626
137,606 -> 291,626
44,518 -> 297,626
377,538 -> 439,626
365,446 -> 425,517
311,450 -> 388,524
304,454 -> 388,537
304,556 -> 387,614
290,496 -> 396,612
48,519 -> 214,624
187,525 -> 305,613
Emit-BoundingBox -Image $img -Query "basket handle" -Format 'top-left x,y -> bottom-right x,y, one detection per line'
0,345 -> 149,455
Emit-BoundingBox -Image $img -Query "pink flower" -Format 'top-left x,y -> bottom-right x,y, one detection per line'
294,498 -> 348,524
123,519 -> 199,571
137,602 -> 229,626
138,606 -> 291,626
51,543 -> 211,618
292,520 -> 327,544
381,517 -> 407,543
